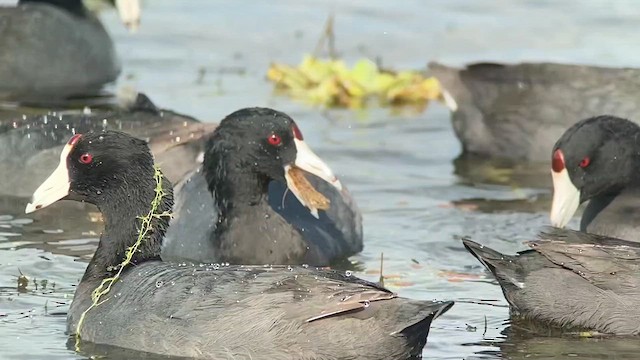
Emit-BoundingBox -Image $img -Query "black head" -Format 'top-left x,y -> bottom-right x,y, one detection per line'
26,131 -> 173,277
26,131 -> 159,212
206,108 -> 300,183
550,115 -> 640,227
203,107 -> 341,216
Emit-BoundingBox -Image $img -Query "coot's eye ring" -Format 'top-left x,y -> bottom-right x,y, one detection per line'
579,157 -> 590,168
268,134 -> 282,146
79,153 -> 93,164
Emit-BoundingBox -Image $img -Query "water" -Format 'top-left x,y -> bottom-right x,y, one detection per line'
2,0 -> 640,359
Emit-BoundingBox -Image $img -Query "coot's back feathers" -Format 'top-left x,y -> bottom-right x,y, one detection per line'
463,227 -> 640,334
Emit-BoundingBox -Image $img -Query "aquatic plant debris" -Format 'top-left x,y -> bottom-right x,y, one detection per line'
75,166 -> 171,349
286,167 -> 330,210
16,269 -> 29,292
267,55 -> 442,109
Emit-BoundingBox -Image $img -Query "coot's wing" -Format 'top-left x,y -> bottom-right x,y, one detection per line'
165,169 -> 363,265
529,227 -> 640,293
269,172 -> 363,264
164,265 -> 393,322
162,167 -> 218,263
78,264 -> 452,358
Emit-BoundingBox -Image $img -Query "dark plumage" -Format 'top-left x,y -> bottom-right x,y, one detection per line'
429,62 -> 640,161
549,116 -> 640,241
0,0 -> 137,101
0,93 -> 214,198
463,227 -> 640,335
163,108 -> 363,266
25,130 -> 452,359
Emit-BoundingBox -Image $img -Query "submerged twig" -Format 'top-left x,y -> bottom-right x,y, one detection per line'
455,299 -> 509,308
313,14 -> 336,59
483,315 -> 488,337
378,252 -> 384,287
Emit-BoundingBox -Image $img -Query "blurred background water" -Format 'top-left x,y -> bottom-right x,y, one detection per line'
1,0 -> 640,359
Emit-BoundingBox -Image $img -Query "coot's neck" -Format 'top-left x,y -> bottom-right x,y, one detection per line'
581,186 -> 640,231
203,143 -> 308,264
203,132 -> 278,215
204,152 -> 275,224
20,0 -> 87,17
82,174 -> 174,281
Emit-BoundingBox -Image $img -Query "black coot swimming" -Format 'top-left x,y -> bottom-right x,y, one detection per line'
430,62 -> 640,162
465,117 -> 640,333
0,0 -> 139,101
549,115 -> 640,241
163,107 -> 363,266
25,130 -> 453,359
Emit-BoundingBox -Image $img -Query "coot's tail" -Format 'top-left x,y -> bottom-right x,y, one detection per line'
397,300 -> 454,357
462,238 -> 528,303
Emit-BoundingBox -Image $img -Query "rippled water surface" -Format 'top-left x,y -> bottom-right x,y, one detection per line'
2,0 -> 640,359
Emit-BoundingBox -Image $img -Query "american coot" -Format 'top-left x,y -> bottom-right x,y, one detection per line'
549,115 -> 640,241
25,131 -> 453,359
0,0 -> 140,101
163,107 -> 363,266
429,62 -> 640,162
0,93 -> 214,198
463,227 -> 640,335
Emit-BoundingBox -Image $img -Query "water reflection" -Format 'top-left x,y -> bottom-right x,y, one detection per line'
497,325 -> 640,360
73,339 -> 194,360
453,153 -> 552,189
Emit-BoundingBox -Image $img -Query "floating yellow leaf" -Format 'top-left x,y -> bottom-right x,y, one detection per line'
267,56 -> 442,109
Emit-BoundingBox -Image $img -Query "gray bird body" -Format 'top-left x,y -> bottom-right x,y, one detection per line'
581,188 -> 640,241
71,263 -> 453,359
0,1 -> 120,100
464,228 -> 640,335
430,62 -> 640,162
163,167 -> 363,266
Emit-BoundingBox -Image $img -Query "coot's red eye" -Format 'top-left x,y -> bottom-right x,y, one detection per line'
79,153 -> 93,164
579,157 -> 590,168
268,134 -> 282,146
